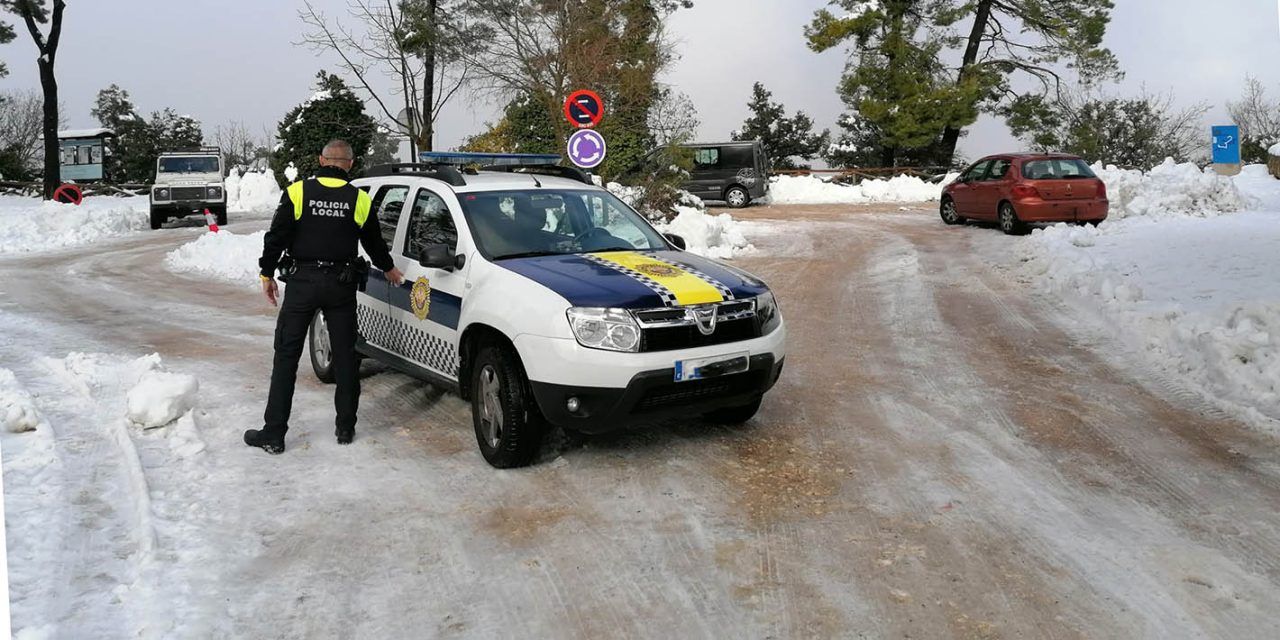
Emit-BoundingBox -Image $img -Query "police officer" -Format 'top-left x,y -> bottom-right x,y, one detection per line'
244,140 -> 404,454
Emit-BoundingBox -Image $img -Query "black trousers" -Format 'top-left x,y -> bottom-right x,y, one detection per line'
262,268 -> 360,438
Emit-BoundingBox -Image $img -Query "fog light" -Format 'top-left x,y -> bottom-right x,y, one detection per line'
566,397 -> 581,413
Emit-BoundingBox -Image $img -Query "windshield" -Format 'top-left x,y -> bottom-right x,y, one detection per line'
158,156 -> 220,174
458,189 -> 670,260
1021,158 -> 1096,180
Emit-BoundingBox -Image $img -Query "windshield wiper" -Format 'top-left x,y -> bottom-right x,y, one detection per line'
590,246 -> 637,253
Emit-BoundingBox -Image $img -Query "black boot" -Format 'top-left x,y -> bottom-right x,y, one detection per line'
336,427 -> 354,445
244,429 -> 285,454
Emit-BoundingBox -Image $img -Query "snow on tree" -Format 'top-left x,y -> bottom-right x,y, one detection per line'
270,72 -> 382,185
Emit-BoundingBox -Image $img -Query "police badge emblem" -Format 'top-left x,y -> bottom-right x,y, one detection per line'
410,276 -> 431,320
635,262 -> 682,278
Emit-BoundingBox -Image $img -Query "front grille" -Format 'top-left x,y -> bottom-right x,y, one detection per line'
635,374 -> 757,411
633,299 -> 760,352
172,186 -> 205,201
641,318 -> 759,352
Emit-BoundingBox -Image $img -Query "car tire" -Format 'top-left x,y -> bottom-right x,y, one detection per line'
939,198 -> 964,225
703,395 -> 762,425
998,202 -> 1028,236
149,210 -> 164,230
725,186 -> 750,209
309,311 -> 336,384
470,342 -> 545,468
215,207 -> 228,226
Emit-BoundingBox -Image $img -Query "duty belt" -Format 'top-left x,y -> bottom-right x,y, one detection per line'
294,259 -> 347,268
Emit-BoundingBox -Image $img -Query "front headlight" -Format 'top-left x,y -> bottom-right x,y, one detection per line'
757,292 -> 781,334
154,188 -> 170,201
207,186 -> 223,199
566,307 -> 641,352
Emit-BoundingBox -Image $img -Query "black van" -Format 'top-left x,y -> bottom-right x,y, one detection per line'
625,140 -> 771,208
682,141 -> 770,208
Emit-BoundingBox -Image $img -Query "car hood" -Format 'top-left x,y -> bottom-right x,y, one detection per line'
497,250 -> 769,309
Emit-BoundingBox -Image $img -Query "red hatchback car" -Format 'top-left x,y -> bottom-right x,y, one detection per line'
940,153 -> 1109,234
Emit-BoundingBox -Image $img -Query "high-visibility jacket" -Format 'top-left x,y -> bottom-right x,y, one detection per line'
259,165 -> 394,277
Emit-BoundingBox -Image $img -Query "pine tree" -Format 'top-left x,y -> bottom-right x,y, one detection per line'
809,0 -> 1119,166
270,72 -> 381,185
732,83 -> 828,170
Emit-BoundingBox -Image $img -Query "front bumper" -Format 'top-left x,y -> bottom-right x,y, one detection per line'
150,201 -> 226,215
530,353 -> 784,433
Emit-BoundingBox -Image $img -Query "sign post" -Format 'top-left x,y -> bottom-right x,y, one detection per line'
1212,125 -> 1242,176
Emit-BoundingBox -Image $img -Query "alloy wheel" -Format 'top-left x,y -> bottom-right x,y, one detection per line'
479,365 -> 504,448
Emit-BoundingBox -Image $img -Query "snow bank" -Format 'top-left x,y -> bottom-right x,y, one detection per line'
658,206 -> 753,260
0,368 -> 44,433
1092,159 -> 1244,219
224,168 -> 281,212
1007,162 -> 1280,432
165,229 -> 265,285
126,370 -> 199,429
607,182 -> 754,258
0,195 -> 149,254
766,173 -> 958,205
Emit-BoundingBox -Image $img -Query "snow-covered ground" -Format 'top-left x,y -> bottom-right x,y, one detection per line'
0,195 -> 149,254
165,229 -> 266,286
766,172 -> 959,205
990,162 -> 1280,433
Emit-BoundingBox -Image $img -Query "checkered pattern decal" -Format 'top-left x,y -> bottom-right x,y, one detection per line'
401,322 -> 460,379
583,253 -> 680,306
357,303 -> 460,379
357,304 -> 397,348
650,254 -> 736,301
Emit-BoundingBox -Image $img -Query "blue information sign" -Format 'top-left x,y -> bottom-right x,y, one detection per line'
1212,125 -> 1240,164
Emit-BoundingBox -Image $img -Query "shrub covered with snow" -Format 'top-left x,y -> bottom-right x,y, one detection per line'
606,182 -> 753,258
1092,159 -> 1244,219
0,195 -> 149,254
224,169 -> 282,212
766,173 -> 958,205
126,370 -> 199,429
165,229 -> 265,285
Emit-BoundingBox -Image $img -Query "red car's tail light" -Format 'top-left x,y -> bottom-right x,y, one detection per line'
1097,180 -> 1107,199
1011,184 -> 1040,199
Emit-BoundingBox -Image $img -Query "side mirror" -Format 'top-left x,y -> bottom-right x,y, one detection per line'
418,243 -> 454,271
664,233 -> 687,250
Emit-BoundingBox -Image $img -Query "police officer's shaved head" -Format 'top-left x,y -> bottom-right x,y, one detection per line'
320,139 -> 355,167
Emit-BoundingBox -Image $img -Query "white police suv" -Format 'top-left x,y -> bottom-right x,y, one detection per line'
306,162 -> 786,468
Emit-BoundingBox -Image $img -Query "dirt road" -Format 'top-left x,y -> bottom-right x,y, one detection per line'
2,204 -> 1278,639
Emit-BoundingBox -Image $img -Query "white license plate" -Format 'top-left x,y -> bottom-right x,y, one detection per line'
674,352 -> 749,382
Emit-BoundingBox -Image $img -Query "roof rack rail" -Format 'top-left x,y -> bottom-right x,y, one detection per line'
363,163 -> 467,187
478,163 -> 593,186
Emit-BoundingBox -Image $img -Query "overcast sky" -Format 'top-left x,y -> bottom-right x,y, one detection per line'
2,0 -> 1279,162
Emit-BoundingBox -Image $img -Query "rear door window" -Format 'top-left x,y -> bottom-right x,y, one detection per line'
369,184 -> 410,246
986,158 -> 1012,180
720,146 -> 753,170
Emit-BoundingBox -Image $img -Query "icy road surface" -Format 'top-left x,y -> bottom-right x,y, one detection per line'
2,205 -> 1279,639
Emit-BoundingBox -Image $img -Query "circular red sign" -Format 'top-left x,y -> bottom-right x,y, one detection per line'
53,183 -> 83,205
563,89 -> 605,129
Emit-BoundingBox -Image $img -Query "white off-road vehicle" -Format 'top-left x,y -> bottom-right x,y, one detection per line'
150,147 -> 227,229
305,162 -> 786,468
